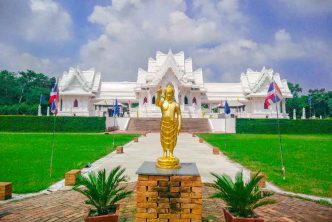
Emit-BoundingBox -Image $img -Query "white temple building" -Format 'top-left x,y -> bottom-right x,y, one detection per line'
58,50 -> 292,118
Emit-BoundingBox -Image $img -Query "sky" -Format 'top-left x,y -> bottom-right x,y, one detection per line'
0,0 -> 331,91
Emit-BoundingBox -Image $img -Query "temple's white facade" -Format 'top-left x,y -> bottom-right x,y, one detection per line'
58,50 -> 292,118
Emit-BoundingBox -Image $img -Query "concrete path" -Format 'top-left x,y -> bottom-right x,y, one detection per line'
93,133 -> 250,183
1,132 -> 249,204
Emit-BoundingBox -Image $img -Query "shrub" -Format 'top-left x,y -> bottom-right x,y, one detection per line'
236,119 -> 332,134
74,167 -> 132,216
210,171 -> 276,218
0,116 -> 105,132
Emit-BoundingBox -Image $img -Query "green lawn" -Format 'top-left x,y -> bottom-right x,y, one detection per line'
198,133 -> 332,197
0,133 -> 138,193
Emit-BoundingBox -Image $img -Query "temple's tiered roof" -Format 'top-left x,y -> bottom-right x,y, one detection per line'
59,51 -> 292,102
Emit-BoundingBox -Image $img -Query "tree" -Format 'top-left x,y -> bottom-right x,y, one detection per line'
308,88 -> 329,117
0,70 -> 54,115
288,82 -> 302,97
0,70 -> 20,105
286,82 -> 304,118
17,70 -> 54,104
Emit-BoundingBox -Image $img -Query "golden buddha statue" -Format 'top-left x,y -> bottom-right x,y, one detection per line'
155,84 -> 182,169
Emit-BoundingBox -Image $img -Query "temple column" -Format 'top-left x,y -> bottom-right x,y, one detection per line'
282,99 -> 286,114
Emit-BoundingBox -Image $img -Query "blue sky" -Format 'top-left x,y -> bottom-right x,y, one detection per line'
0,0 -> 331,91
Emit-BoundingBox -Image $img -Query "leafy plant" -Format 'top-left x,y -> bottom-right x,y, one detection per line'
74,166 -> 133,216
210,171 -> 276,218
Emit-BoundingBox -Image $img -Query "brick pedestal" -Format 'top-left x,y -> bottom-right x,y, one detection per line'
212,147 -> 220,155
199,138 -> 204,143
116,146 -> 124,154
0,182 -> 12,200
136,162 -> 202,222
65,169 -> 81,186
134,137 -> 139,142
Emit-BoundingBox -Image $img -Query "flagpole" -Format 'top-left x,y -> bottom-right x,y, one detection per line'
49,78 -> 59,177
112,115 -> 115,148
112,99 -> 117,149
49,113 -> 56,177
224,98 -> 227,136
273,78 -> 286,180
275,102 -> 285,179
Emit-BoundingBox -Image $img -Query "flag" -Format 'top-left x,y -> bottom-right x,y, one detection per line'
308,96 -> 312,106
40,95 -> 46,104
224,100 -> 231,114
49,81 -> 59,114
114,99 -> 119,117
264,80 -> 283,109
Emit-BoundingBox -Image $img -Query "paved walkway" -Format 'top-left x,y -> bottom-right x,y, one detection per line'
94,133 -> 250,183
0,182 -> 331,222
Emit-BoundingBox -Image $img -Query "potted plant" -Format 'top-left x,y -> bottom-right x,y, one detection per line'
74,166 -> 133,222
210,171 -> 276,222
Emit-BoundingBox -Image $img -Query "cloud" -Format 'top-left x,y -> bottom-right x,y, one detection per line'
79,0 -> 246,81
79,0 -> 332,86
26,0 -> 72,42
0,0 -> 330,89
0,0 -> 72,42
193,29 -> 315,82
0,43 -> 70,75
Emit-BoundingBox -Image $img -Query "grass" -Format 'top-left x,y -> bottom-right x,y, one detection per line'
198,133 -> 332,197
0,133 -> 138,193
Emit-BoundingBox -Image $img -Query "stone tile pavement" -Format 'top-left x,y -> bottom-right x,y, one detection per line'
95,133 -> 251,183
0,182 -> 331,222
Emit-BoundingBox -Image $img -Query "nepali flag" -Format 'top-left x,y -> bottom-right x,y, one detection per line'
49,81 -> 59,115
264,80 -> 283,109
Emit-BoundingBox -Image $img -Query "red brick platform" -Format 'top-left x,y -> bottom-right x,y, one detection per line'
0,183 -> 331,222
136,175 -> 202,221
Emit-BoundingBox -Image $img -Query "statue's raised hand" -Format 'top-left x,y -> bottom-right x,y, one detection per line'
157,87 -> 162,95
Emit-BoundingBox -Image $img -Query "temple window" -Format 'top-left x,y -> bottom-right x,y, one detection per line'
152,96 -> 156,104
143,97 -> 148,104
184,96 -> 188,105
74,99 -> 78,107
192,97 -> 197,104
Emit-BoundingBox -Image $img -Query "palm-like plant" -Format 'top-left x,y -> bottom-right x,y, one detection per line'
74,166 -> 133,217
210,171 -> 276,218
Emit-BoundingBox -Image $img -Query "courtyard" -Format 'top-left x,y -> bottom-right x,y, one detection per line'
0,132 -> 331,221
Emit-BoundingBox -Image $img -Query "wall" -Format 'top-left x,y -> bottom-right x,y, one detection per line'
208,118 -> 236,133
59,95 -> 92,116
106,117 -> 130,130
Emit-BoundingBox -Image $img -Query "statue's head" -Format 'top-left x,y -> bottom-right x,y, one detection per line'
165,84 -> 174,101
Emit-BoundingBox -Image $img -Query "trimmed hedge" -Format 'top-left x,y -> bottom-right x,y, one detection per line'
0,116 -> 106,132
236,118 -> 332,134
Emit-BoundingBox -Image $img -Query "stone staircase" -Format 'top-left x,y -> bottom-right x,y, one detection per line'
127,118 -> 211,132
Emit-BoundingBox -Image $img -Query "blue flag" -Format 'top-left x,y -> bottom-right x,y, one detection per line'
40,95 -> 46,103
113,99 -> 119,117
224,101 -> 231,114
308,96 -> 312,106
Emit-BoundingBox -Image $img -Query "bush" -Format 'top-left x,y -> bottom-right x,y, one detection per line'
236,118 -> 332,134
0,116 -> 106,132
0,103 -> 38,115
210,171 -> 275,218
74,167 -> 132,217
